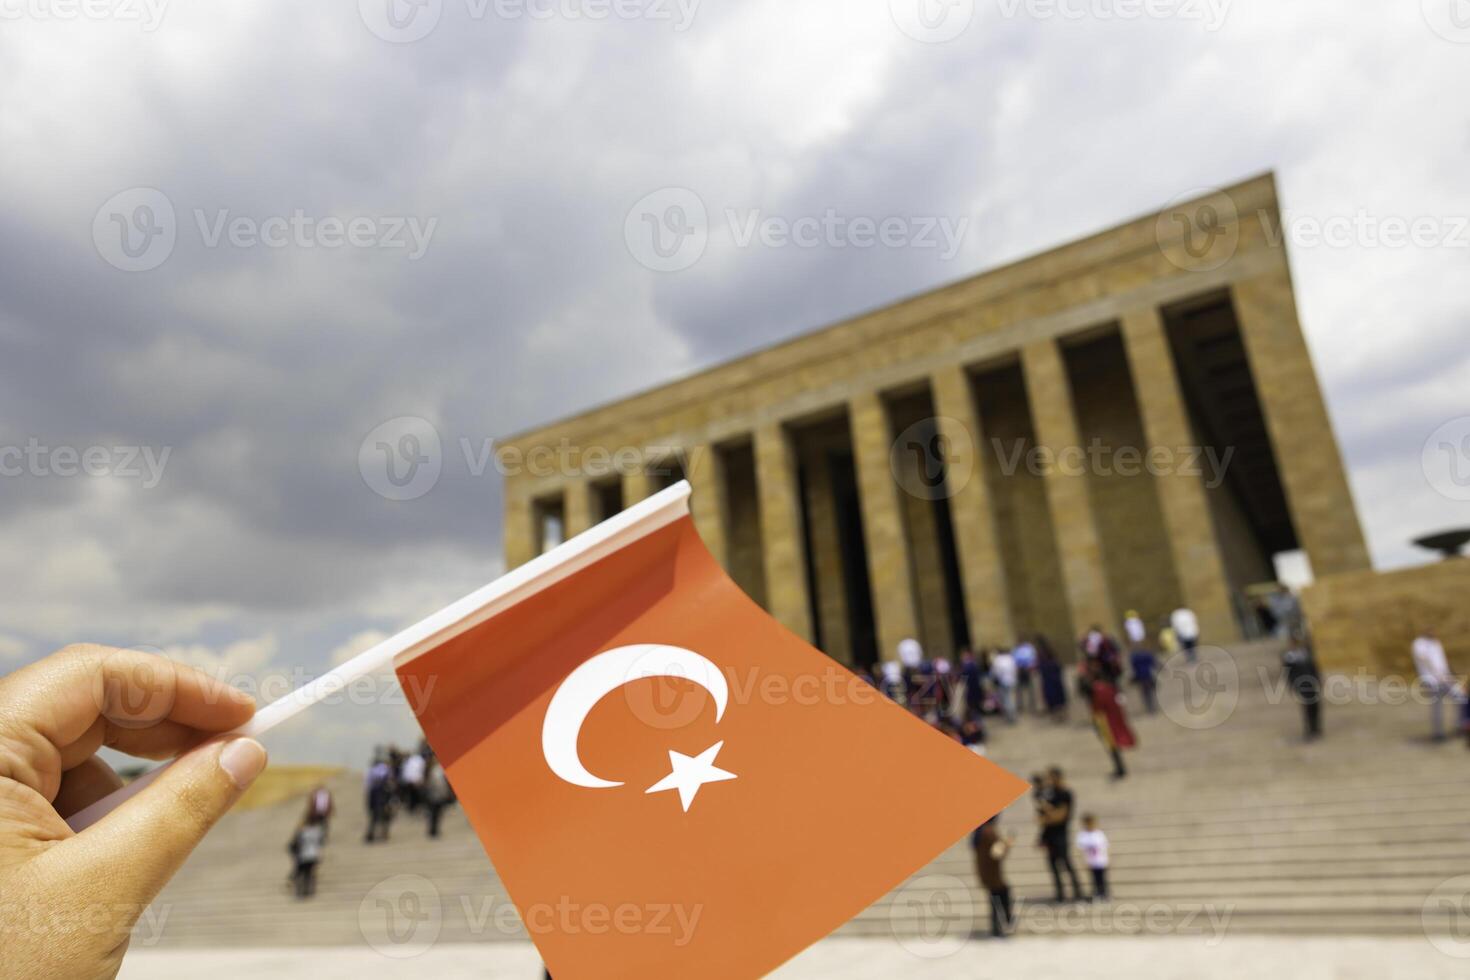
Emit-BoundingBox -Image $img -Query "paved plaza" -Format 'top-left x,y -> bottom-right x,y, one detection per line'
122,936 -> 1467,979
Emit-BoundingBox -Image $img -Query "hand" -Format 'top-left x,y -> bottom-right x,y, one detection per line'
0,644 -> 265,979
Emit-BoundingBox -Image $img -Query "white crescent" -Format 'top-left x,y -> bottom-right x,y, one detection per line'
541,643 -> 728,789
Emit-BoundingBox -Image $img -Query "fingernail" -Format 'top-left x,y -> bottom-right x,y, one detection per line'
219,738 -> 267,788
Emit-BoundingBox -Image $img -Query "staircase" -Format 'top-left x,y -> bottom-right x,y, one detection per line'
137,640 -> 1470,951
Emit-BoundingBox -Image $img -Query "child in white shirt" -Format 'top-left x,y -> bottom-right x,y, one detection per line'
1075,813 -> 1110,902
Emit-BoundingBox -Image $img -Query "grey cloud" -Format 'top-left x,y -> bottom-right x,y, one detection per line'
1,1 -> 1467,761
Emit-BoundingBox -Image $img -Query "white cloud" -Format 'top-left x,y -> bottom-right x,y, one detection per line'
329,629 -> 393,668
159,633 -> 280,681
0,634 -> 29,664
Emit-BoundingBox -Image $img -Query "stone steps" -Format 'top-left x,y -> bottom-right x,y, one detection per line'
138,639 -> 1470,946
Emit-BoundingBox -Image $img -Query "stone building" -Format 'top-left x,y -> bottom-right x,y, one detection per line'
499,174 -> 1370,666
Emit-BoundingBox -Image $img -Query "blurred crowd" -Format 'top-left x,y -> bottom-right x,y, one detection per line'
286,740 -> 456,900
283,593 -> 1467,927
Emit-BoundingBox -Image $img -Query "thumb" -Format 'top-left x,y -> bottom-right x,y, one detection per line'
46,737 -> 267,917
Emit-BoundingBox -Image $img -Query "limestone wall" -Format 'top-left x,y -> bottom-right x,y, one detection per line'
1302,560 -> 1470,673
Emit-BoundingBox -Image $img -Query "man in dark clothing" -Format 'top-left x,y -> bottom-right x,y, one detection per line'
364,751 -> 394,844
1283,633 -> 1324,739
973,816 -> 1015,937
1039,767 -> 1084,902
1129,647 -> 1159,715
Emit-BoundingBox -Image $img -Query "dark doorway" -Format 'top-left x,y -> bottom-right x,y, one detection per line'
592,478 -> 624,521
827,451 -> 878,667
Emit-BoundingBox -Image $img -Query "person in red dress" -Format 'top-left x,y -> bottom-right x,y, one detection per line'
1076,637 -> 1137,780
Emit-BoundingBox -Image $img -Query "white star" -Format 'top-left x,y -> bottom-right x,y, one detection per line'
644,740 -> 738,812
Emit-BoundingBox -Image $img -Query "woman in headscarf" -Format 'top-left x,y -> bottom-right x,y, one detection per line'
1077,649 -> 1136,780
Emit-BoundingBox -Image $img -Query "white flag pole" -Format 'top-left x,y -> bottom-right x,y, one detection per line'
66,480 -> 693,832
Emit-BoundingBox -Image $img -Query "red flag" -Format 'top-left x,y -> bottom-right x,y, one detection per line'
397,484 -> 1027,977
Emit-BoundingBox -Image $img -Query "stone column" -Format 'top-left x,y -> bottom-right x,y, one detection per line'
754,422 -> 814,640
622,467 -> 657,508
562,480 -> 595,538
849,390 -> 921,661
502,487 -> 538,571
1232,259 -> 1371,578
685,444 -> 730,569
1121,306 -> 1239,641
1021,340 -> 1117,637
930,365 -> 1014,647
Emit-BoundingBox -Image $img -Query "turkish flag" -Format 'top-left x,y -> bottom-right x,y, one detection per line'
398,508 -> 1026,978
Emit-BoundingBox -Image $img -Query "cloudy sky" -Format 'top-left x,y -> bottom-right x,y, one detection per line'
1,0 -> 1467,763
